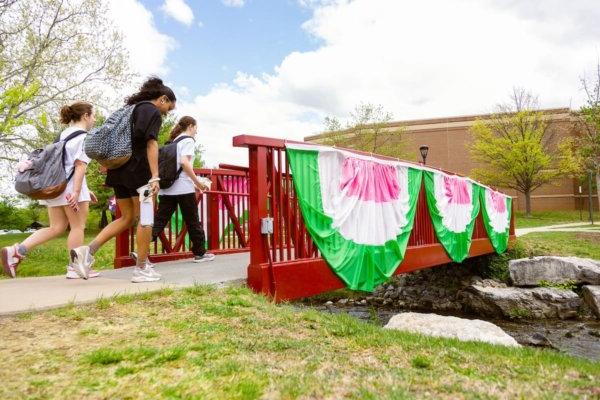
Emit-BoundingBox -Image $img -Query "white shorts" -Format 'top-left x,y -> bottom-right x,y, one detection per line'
39,178 -> 91,207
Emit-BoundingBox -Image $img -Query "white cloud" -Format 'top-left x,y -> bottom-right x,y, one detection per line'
179,0 -> 600,167
222,0 -> 245,7
108,0 -> 176,76
161,0 -> 195,26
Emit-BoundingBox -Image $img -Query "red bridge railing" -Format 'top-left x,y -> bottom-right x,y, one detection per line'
112,135 -> 516,302
233,135 -> 516,301
113,167 -> 250,268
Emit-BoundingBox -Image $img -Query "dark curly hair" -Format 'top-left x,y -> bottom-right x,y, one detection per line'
125,76 -> 176,105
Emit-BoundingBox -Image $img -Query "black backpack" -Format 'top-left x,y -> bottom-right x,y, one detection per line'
15,130 -> 86,199
158,136 -> 195,189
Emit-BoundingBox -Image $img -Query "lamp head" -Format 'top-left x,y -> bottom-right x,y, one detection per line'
419,145 -> 429,163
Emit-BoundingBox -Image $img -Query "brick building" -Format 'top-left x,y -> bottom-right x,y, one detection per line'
304,108 -> 597,212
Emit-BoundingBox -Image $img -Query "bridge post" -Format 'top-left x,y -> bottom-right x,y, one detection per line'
247,145 -> 273,296
206,174 -> 220,251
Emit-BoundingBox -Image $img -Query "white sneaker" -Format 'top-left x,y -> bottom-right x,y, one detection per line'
66,265 -> 100,279
193,253 -> 215,263
1,244 -> 23,278
131,266 -> 161,283
130,252 -> 161,278
70,246 -> 94,279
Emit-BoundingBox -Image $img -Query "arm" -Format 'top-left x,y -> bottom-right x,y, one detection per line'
181,155 -> 207,191
67,160 -> 87,208
147,139 -> 160,194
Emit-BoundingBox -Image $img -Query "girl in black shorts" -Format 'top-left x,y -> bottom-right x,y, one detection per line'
71,77 -> 176,283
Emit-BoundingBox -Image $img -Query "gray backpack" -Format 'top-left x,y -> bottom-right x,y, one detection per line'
15,130 -> 86,200
84,101 -> 152,169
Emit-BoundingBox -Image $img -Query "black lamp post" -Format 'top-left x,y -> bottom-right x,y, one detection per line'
419,145 -> 429,165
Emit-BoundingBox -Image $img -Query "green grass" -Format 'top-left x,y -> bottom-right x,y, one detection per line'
0,285 -> 598,399
519,231 -> 600,260
0,232 -> 114,278
516,210 -> 587,229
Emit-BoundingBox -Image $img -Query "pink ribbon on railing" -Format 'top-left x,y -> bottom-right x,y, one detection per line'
339,157 -> 400,202
489,190 -> 507,213
443,175 -> 470,205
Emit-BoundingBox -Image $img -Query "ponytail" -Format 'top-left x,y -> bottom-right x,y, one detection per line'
169,116 -> 196,142
59,101 -> 93,124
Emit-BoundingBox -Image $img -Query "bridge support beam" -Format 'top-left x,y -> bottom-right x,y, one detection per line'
259,236 -> 515,302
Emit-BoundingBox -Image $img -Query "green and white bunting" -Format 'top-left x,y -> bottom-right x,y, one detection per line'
286,144 -> 422,292
424,171 -> 481,263
480,187 -> 512,253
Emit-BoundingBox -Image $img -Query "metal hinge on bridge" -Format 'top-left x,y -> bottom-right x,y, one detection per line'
261,217 -> 274,235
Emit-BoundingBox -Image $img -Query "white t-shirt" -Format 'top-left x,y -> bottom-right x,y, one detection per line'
39,126 -> 92,207
159,135 -> 196,196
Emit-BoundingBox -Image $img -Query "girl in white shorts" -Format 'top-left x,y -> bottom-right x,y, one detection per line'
1,102 -> 98,279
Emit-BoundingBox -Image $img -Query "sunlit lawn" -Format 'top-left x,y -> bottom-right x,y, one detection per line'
0,285 -> 598,399
516,210 -> 588,229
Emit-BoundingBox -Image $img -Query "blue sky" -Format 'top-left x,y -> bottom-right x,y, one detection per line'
143,0 -> 319,97
110,0 -> 599,167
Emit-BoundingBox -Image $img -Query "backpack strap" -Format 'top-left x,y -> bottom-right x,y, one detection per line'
130,100 -> 159,133
172,135 -> 195,145
53,129 -> 86,144
60,130 -> 87,181
172,136 -> 195,180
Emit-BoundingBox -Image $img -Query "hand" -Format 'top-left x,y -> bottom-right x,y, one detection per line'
89,191 -> 98,204
66,191 -> 80,210
149,181 -> 160,196
194,182 -> 205,193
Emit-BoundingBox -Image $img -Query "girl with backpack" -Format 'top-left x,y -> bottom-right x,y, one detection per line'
2,102 -> 98,279
70,77 -> 176,283
147,116 -> 214,264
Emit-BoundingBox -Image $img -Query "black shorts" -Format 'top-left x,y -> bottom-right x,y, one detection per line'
112,185 -> 139,199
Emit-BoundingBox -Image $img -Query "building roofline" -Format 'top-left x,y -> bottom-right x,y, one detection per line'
304,107 -> 573,141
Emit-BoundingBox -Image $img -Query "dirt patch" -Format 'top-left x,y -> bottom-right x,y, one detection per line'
576,232 -> 600,245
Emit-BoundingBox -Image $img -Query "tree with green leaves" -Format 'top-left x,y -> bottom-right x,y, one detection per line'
322,103 -> 410,159
0,0 -> 132,160
470,88 -> 579,216
576,61 -> 600,211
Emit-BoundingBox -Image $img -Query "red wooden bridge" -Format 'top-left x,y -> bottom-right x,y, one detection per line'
114,135 -> 516,301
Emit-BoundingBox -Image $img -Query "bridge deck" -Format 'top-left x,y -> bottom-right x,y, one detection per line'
0,253 -> 248,316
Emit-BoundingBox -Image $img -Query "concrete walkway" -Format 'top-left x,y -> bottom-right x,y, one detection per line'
0,253 -> 249,316
516,222 -> 597,237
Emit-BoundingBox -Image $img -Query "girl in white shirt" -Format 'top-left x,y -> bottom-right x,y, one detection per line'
151,116 -> 214,263
1,102 -> 98,279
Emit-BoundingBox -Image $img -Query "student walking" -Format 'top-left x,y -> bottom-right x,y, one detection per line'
2,102 -> 98,279
151,116 -> 215,263
70,77 -> 176,283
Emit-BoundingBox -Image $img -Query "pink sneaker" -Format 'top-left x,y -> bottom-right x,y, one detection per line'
1,244 -> 23,278
66,265 -> 100,279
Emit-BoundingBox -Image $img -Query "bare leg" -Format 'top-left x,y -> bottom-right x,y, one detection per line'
64,202 -> 89,250
90,198 -> 135,249
21,206 -> 68,251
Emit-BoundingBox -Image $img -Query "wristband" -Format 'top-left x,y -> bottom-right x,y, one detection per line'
148,177 -> 161,183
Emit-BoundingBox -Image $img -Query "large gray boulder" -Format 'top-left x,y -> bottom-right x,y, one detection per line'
582,286 -> 600,318
462,284 -> 582,319
509,256 -> 600,287
384,312 -> 519,347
